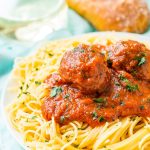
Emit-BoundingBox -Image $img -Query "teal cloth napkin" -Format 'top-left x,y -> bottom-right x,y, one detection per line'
0,7 -> 150,149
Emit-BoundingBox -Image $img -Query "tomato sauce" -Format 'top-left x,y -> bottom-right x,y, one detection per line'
41,41 -> 150,127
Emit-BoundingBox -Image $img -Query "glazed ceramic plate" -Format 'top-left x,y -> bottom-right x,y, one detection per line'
1,32 -> 150,149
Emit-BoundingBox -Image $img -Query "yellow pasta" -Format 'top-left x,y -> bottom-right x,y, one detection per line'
7,34 -> 150,150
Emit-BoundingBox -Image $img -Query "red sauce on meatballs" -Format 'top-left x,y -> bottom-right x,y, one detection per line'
59,44 -> 110,94
41,41 -> 150,127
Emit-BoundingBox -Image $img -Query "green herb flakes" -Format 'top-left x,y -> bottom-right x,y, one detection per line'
94,98 -> 105,103
119,75 -> 129,83
138,57 -> 146,66
35,81 -> 41,85
64,94 -> 70,99
19,86 -> 23,90
31,116 -> 37,119
17,93 -> 21,98
60,116 -> 65,123
92,112 -> 98,119
115,82 -> 120,86
114,93 -> 120,98
26,84 -> 29,89
126,84 -> 139,92
107,59 -> 112,67
139,105 -> 145,110
48,53 -> 53,57
111,105 -> 115,109
135,53 -> 146,66
50,87 -> 62,97
131,70 -> 137,76
22,91 -> 30,95
99,116 -> 104,122
80,49 -> 84,53
120,101 -> 125,106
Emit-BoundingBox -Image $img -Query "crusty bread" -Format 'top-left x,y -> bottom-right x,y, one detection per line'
66,0 -> 150,33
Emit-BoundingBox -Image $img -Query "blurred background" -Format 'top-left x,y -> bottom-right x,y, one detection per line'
0,0 -> 150,149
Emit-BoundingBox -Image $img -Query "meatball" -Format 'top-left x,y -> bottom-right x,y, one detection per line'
107,40 -> 150,81
59,44 -> 110,94
66,0 -> 150,33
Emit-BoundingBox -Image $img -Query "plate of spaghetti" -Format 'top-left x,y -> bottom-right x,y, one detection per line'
2,32 -> 150,150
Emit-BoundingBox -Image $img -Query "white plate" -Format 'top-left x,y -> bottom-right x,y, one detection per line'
1,32 -> 150,149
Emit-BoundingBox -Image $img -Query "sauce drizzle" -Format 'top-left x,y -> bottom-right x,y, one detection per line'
42,41 -> 150,127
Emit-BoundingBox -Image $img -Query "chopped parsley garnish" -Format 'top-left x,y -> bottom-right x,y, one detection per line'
107,59 -> 112,67
81,72 -> 88,79
138,57 -> 146,66
126,84 -> 139,92
50,87 -> 62,97
99,116 -> 105,122
31,116 -> 37,119
17,93 -> 21,98
35,81 -> 41,85
111,105 -> 115,109
80,49 -> 84,53
131,70 -> 137,76
92,112 -> 98,119
73,47 -> 80,52
65,103 -> 69,109
139,105 -> 145,110
96,104 -> 101,110
74,144 -> 79,148
119,74 -> 139,92
30,79 -> 34,82
120,101 -> 125,106
60,116 -> 65,123
64,94 -> 70,99
18,82 -> 30,98
78,126 -> 87,130
94,98 -> 105,103
131,117 -> 136,121
115,82 -> 120,86
26,84 -> 29,89
45,140 -> 49,142
48,53 -> 53,57
134,53 -> 146,66
20,86 -> 23,90
22,91 -> 30,95
19,82 -> 24,91
147,98 -> 150,103
114,93 -> 120,98
21,82 -> 25,85
119,75 -> 129,83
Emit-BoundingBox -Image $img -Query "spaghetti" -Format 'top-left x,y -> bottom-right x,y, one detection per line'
7,35 -> 150,150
